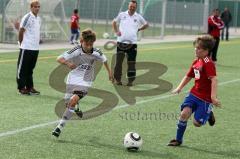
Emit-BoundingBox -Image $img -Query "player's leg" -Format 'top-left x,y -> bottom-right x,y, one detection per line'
26,50 -> 40,95
17,49 -> 31,95
226,24 -> 229,41
70,29 -> 75,44
114,43 -> 126,85
75,29 -> 80,43
221,27 -> 225,40
168,94 -> 196,146
193,100 -> 213,127
52,90 -> 87,137
126,44 -> 137,86
168,107 -> 192,146
52,95 -> 80,138
210,37 -> 220,62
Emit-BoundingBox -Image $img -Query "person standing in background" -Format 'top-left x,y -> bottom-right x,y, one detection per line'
70,9 -> 80,44
17,0 -> 41,95
221,7 -> 232,41
208,9 -> 224,63
112,0 -> 149,86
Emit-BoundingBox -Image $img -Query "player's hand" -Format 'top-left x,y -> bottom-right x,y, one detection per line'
66,62 -> 77,69
116,31 -> 121,36
108,72 -> 114,82
172,88 -> 181,94
211,97 -> 221,107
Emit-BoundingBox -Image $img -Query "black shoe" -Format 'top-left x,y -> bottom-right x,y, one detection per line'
208,111 -> 215,126
75,108 -> 83,118
52,127 -> 61,138
167,139 -> 182,146
127,82 -> 133,87
28,88 -> 40,95
115,81 -> 122,85
19,88 -> 30,95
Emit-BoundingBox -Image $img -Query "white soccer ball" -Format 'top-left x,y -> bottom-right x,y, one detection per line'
103,32 -> 110,39
123,132 -> 143,151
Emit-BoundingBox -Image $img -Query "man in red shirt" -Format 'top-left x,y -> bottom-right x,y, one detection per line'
168,35 -> 221,146
70,9 -> 80,44
208,9 -> 224,62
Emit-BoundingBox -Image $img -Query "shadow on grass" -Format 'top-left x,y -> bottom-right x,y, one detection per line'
56,136 -> 177,159
181,145 -> 240,158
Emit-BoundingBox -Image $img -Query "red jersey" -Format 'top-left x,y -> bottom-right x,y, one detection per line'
71,14 -> 79,29
186,57 -> 216,103
208,15 -> 224,38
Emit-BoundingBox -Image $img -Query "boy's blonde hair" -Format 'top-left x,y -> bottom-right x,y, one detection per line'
193,35 -> 215,51
81,29 -> 96,42
30,0 -> 39,6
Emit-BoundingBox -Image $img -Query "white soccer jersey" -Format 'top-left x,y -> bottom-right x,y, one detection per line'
114,11 -> 147,44
58,45 -> 107,87
20,12 -> 41,50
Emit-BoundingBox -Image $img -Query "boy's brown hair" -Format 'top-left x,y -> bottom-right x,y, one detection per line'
193,35 -> 215,51
81,29 -> 96,43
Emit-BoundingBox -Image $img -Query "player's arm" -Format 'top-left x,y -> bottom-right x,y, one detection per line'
57,57 -> 76,69
210,76 -> 221,107
112,20 -> 121,36
112,13 -> 122,36
172,76 -> 192,94
138,23 -> 149,32
103,61 -> 113,82
18,28 -> 25,45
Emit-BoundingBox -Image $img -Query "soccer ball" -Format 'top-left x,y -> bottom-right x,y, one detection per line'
123,132 -> 143,151
102,32 -> 110,39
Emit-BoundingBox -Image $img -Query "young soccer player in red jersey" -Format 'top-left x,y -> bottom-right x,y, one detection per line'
168,35 -> 221,146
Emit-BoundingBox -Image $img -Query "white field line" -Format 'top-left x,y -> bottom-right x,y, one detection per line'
0,78 -> 239,138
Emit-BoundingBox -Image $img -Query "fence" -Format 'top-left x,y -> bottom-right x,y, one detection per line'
0,0 -> 239,43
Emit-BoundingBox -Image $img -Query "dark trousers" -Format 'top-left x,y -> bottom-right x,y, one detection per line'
221,23 -> 229,41
114,42 -> 137,83
70,28 -> 80,42
209,37 -> 220,62
17,49 -> 39,90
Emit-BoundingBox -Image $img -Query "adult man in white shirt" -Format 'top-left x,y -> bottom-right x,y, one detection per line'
112,0 -> 149,86
17,0 -> 41,95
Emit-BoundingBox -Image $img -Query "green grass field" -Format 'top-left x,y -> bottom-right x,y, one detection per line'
0,39 -> 240,159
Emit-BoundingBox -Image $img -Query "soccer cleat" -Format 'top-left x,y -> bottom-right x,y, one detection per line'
75,108 -> 83,118
19,88 -> 30,95
115,81 -> 122,86
28,88 -> 40,95
74,41 -> 79,45
52,127 -> 61,138
127,82 -> 133,87
208,111 -> 215,126
115,81 -> 123,86
167,139 -> 182,146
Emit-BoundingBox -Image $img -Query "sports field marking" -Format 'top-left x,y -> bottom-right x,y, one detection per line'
0,45 -> 189,63
0,40 -> 239,64
0,78 -> 239,138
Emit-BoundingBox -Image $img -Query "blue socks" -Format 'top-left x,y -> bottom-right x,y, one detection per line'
176,120 -> 187,142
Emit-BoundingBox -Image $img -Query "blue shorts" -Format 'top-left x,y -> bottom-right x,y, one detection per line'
180,93 -> 213,125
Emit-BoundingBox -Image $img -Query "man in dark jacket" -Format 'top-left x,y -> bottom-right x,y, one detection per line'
221,7 -> 232,41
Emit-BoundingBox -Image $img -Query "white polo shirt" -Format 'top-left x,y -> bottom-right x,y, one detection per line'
20,12 -> 41,50
114,11 -> 147,44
